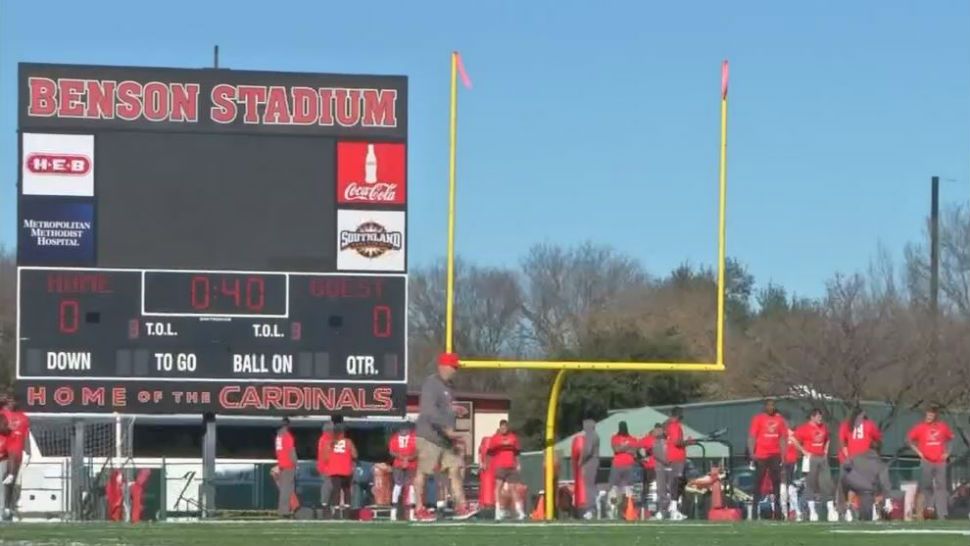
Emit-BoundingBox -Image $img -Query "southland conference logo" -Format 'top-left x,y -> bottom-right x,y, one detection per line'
339,220 -> 403,259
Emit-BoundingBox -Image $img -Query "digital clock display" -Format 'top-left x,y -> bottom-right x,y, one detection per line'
143,271 -> 288,316
16,267 -> 407,415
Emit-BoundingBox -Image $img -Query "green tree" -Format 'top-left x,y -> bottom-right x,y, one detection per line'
510,327 -> 703,450
662,258 -> 755,327
756,282 -> 790,317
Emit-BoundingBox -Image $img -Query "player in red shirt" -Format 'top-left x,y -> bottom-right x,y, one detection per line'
316,416 -> 344,509
0,410 -> 8,520
662,407 -> 689,520
836,407 -> 881,521
328,424 -> 358,509
639,423 -> 666,520
2,395 -> 29,518
317,422 -> 334,507
487,420 -> 524,520
388,421 -> 417,520
792,408 -> 836,521
748,399 -> 787,520
907,404 -> 953,519
781,413 -> 802,521
606,421 -> 637,519
274,417 -> 298,518
839,408 -> 882,460
638,424 -> 659,515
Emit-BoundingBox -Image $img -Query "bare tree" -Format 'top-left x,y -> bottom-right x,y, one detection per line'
905,205 -> 970,316
407,258 -> 527,392
902,205 -> 970,411
747,267 -> 964,431
519,242 -> 648,353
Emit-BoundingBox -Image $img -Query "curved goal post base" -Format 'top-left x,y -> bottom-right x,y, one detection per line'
516,363 -> 724,521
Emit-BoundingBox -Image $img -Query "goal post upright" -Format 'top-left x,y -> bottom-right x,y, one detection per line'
441,58 -> 731,520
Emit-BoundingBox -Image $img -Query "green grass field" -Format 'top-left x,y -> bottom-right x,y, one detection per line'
0,521 -> 969,546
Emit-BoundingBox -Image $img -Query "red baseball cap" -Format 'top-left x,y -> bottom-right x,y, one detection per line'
437,352 -> 460,369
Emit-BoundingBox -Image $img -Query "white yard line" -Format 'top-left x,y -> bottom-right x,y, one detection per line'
831,529 -> 970,536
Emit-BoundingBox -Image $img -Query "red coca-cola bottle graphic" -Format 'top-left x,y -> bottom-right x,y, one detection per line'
337,142 -> 406,205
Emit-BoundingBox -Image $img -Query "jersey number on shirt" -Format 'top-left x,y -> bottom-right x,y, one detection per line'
275,436 -> 283,451
852,424 -> 866,440
397,435 -> 411,449
333,439 -> 348,454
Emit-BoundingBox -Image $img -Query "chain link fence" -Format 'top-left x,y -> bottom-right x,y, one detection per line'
25,416 -> 134,521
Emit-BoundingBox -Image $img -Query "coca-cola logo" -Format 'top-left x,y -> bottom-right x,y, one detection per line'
26,153 -> 91,175
343,182 -> 399,202
337,142 -> 406,205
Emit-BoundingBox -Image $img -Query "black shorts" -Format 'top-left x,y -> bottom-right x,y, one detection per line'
329,475 -> 352,505
783,463 -> 796,485
392,467 -> 414,486
494,467 -> 521,483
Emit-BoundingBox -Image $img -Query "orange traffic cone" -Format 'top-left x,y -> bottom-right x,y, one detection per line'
531,492 -> 545,521
624,496 -> 637,521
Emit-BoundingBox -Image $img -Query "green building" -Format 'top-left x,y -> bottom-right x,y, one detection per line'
521,397 -> 970,495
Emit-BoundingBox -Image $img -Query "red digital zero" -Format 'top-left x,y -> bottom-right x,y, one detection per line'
26,153 -> 91,175
336,142 -> 406,205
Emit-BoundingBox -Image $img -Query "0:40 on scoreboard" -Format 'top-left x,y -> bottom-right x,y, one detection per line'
18,268 -> 406,383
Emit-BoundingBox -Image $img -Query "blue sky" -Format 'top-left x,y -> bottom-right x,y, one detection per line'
2,0 -> 968,298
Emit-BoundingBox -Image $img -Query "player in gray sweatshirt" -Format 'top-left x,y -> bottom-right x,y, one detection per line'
578,419 -> 600,518
841,447 -> 893,521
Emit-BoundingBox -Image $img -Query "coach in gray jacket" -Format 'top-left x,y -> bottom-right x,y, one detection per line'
412,353 -> 475,520
841,447 -> 893,521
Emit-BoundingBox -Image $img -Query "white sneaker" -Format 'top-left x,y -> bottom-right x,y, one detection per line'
390,508 -> 398,521
795,512 -> 803,522
516,511 -> 526,521
844,510 -> 853,522
671,511 -> 686,521
652,512 -> 665,521
827,509 -> 839,523
883,499 -> 894,515
809,511 -> 819,522
582,511 -> 594,521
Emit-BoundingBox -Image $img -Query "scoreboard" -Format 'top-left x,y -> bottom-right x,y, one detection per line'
16,63 -> 409,416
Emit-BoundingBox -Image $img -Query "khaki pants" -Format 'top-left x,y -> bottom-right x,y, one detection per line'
416,437 -> 462,476
0,460 -> 6,519
320,474 -> 332,506
277,468 -> 295,516
920,461 -> 948,519
804,456 -> 834,502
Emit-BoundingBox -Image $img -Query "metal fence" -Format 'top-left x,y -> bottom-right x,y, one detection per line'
25,415 -> 135,521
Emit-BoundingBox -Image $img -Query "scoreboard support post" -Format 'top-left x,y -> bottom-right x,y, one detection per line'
202,413 -> 217,516
71,420 -> 85,521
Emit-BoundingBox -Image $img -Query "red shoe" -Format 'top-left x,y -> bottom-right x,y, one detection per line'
414,507 -> 436,522
452,503 -> 480,521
